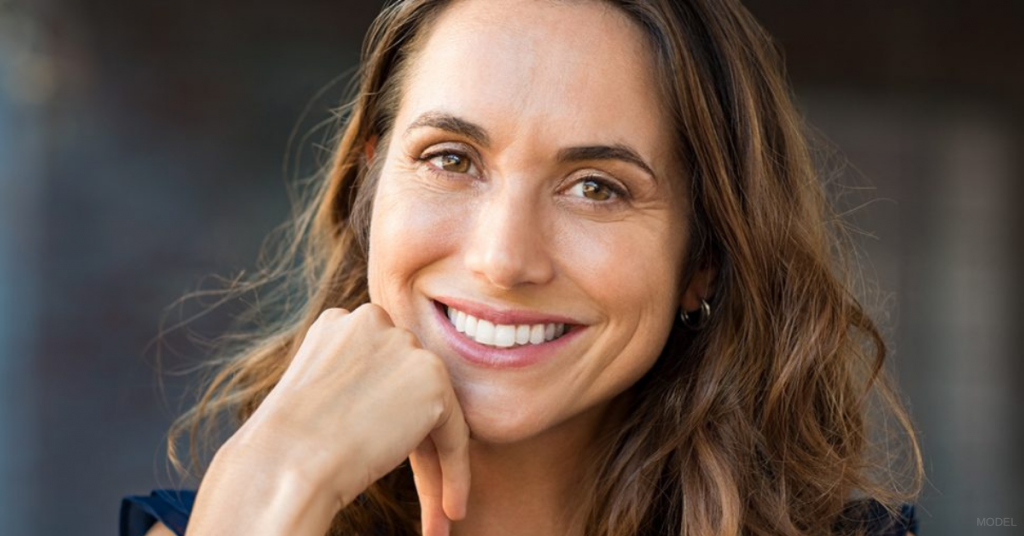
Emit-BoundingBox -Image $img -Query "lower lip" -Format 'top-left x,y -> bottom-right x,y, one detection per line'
432,301 -> 583,369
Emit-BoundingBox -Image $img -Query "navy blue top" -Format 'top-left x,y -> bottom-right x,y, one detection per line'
120,488 -> 918,536
120,490 -> 195,536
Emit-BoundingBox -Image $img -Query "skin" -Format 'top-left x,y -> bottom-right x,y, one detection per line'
371,0 -> 689,445
368,0 -> 699,534
165,1 -> 715,536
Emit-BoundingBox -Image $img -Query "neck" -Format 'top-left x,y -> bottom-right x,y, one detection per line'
451,393 -> 632,536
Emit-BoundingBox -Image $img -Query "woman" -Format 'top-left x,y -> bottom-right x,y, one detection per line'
121,0 -> 923,535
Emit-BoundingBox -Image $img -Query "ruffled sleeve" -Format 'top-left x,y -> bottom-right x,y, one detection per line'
119,489 -> 196,536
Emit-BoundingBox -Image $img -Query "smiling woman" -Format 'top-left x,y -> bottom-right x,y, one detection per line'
120,1 -> 922,535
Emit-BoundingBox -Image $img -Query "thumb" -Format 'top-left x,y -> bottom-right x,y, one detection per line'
410,438 -> 451,536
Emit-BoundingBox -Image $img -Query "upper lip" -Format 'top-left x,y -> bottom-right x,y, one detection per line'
433,295 -> 585,326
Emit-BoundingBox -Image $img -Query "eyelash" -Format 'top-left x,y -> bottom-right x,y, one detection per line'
417,149 -> 631,207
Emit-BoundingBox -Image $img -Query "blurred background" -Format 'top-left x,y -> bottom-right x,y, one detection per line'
0,0 -> 1020,534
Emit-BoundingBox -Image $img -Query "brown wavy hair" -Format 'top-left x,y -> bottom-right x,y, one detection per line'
163,0 -> 923,534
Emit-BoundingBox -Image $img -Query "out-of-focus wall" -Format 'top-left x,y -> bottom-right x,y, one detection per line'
0,1 -> 1020,534
1,4 -> 43,532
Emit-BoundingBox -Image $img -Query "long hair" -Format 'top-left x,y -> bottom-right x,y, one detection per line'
164,1 -> 923,534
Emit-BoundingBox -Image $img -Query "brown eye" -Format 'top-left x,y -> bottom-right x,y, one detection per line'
576,178 -> 614,201
438,153 -> 470,174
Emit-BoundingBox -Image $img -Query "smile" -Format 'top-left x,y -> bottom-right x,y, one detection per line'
444,304 -> 567,348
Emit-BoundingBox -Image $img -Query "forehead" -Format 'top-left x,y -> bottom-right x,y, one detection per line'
396,0 -> 675,169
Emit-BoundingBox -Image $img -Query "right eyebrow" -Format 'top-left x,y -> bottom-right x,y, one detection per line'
403,111 -> 491,147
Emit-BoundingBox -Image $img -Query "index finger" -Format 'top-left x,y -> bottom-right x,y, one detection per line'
410,439 -> 451,536
431,386 -> 471,520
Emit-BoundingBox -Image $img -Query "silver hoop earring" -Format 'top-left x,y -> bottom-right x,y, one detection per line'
680,299 -> 711,330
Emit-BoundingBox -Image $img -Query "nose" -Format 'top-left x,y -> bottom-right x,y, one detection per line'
463,184 -> 555,289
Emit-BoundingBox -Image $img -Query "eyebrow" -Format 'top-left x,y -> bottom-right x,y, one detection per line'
405,111 -> 491,146
556,145 -> 656,180
404,111 -> 657,180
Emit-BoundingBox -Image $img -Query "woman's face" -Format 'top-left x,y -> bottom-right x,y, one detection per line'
368,0 -> 691,444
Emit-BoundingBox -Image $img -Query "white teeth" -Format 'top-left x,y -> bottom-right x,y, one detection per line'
515,324 -> 530,344
445,305 -> 568,348
455,310 -> 466,332
474,320 -> 495,345
494,325 -> 516,347
529,324 -> 545,344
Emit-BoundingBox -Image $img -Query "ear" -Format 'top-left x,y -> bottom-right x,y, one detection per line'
364,134 -> 379,162
680,263 -> 717,313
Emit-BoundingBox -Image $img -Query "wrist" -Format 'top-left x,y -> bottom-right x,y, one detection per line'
218,418 -> 369,512
188,439 -> 342,536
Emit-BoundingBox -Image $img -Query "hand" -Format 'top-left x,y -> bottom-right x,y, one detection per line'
190,304 -> 471,536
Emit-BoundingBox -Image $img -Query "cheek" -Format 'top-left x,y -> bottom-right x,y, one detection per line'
367,171 -> 464,308
561,217 -> 685,384
560,216 -> 685,317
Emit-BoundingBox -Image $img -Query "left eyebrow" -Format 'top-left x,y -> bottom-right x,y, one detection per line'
557,144 -> 657,181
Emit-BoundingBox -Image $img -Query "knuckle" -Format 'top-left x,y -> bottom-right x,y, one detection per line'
425,396 -> 447,425
395,328 -> 421,349
418,351 -> 450,386
315,307 -> 348,325
351,303 -> 392,325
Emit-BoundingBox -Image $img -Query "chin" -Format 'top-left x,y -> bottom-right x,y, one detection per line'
454,384 -> 556,445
